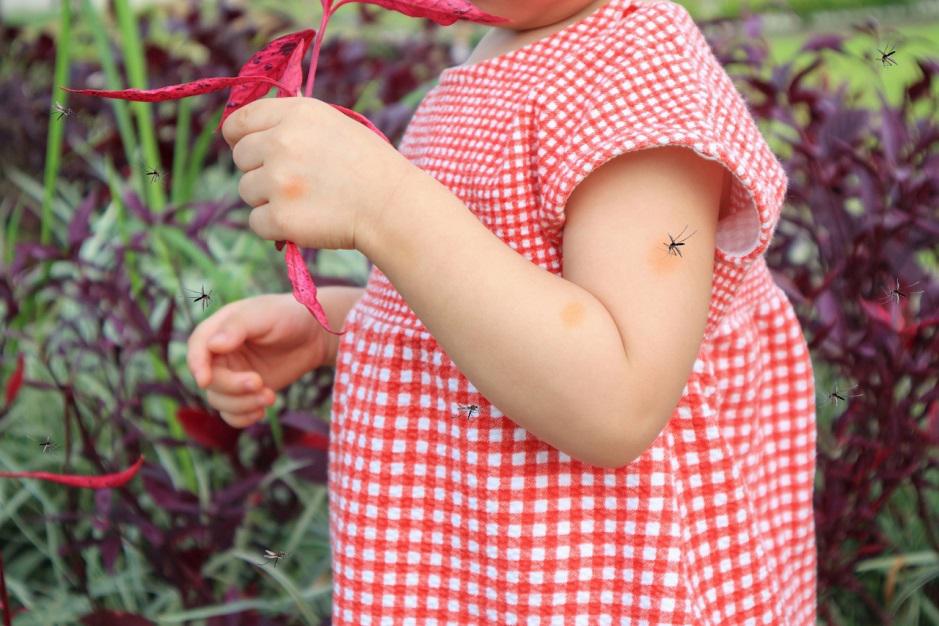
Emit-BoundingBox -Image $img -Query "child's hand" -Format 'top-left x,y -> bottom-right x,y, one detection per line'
221,96 -> 423,253
186,293 -> 329,428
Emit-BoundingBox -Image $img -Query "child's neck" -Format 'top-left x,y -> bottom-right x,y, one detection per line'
465,0 -> 611,66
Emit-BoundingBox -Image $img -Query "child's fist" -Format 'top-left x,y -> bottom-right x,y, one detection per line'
221,96 -> 425,255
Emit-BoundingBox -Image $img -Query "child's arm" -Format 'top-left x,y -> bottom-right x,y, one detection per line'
356,145 -> 725,469
316,286 -> 366,368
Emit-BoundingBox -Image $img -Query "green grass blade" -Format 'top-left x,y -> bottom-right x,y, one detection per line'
170,98 -> 193,206
104,157 -> 144,300
40,0 -> 72,247
113,0 -> 166,211
80,0 -> 146,198
181,109 -> 222,203
285,486 -> 327,555
230,550 -> 326,626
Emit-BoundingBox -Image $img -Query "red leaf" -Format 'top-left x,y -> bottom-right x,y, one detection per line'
0,456 -> 144,489
284,242 -> 348,336
4,353 -> 24,406
296,431 -> 329,451
859,299 -> 894,328
176,406 -> 241,452
220,29 -> 317,128
330,103 -> 391,144
0,549 -> 10,626
79,610 -> 155,626
355,0 -> 508,25
65,76 -> 293,103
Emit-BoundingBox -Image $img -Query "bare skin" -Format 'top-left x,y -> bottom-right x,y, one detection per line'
465,0 -> 668,67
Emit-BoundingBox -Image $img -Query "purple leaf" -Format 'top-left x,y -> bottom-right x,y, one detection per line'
141,464 -> 200,514
67,190 -> 99,252
800,33 -> 845,53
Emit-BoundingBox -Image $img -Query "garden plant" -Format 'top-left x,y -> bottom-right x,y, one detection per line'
0,1 -> 937,624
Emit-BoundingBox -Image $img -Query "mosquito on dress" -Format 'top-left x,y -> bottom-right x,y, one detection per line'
457,403 -> 479,419
184,285 -> 214,312
662,225 -> 696,258
880,276 -> 923,304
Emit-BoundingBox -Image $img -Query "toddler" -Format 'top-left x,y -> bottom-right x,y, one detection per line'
187,0 -> 817,623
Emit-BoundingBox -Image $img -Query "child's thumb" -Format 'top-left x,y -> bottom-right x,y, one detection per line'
208,328 -> 243,353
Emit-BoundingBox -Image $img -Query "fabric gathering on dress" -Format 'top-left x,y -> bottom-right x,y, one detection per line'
328,0 -> 817,624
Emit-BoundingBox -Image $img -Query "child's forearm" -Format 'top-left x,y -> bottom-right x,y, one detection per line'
356,174 -> 640,469
316,286 -> 366,368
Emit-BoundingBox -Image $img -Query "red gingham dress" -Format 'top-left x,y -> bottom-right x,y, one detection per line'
328,0 -> 817,623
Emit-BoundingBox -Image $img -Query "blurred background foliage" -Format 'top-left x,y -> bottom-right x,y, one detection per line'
1,0 -> 938,625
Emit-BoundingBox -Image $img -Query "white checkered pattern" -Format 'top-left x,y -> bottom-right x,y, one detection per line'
328,1 -> 817,623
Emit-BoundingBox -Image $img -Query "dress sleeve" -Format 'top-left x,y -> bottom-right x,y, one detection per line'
532,1 -> 789,337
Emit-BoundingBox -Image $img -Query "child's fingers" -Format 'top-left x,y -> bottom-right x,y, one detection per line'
207,387 -> 274,416
208,366 -> 265,396
219,409 -> 267,429
188,327 -> 248,388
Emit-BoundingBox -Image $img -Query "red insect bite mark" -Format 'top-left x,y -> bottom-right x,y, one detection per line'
560,300 -> 587,329
280,176 -> 307,201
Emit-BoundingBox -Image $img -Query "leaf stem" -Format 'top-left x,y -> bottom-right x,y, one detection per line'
0,548 -> 10,626
303,1 -> 337,98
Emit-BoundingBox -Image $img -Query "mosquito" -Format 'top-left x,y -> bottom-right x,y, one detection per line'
28,433 -> 58,454
457,403 -> 479,419
52,103 -> 73,120
880,276 -> 923,305
145,168 -> 162,183
827,383 -> 863,407
662,225 -> 696,258
184,285 -> 214,312
877,43 -> 898,67
263,549 -> 288,568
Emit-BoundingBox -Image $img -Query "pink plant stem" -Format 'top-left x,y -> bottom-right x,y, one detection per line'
0,549 -> 10,626
304,1 -> 333,97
